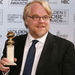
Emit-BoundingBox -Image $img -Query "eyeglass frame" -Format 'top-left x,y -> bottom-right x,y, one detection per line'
27,15 -> 51,21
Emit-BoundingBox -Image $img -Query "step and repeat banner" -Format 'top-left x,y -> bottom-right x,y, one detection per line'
0,0 -> 75,58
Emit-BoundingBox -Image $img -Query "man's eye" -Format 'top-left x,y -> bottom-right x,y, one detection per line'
43,16 -> 50,19
43,16 -> 48,18
43,17 -> 47,19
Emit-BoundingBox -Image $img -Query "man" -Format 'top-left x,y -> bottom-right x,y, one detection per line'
0,0 -> 75,75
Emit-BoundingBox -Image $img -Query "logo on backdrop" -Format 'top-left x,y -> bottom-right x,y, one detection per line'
0,0 -> 3,4
7,28 -> 27,36
46,0 -> 58,4
61,0 -> 69,4
7,14 -> 23,23
51,9 -> 69,24
0,9 -> 3,25
8,0 -> 28,5
56,31 -> 68,39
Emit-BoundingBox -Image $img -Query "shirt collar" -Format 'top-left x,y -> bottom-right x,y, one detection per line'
27,32 -> 48,44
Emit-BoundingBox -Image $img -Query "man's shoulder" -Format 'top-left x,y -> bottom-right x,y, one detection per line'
48,32 -> 74,47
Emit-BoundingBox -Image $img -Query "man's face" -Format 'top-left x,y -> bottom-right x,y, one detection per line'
26,3 -> 50,38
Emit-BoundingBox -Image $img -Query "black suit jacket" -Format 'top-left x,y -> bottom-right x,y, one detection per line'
0,32 -> 75,75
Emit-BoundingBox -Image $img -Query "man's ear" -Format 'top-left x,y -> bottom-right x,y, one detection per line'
25,19 -> 28,28
25,19 -> 28,25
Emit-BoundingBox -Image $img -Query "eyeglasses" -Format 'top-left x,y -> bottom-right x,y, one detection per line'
28,15 -> 50,21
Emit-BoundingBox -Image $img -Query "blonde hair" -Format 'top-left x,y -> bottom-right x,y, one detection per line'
23,0 -> 52,27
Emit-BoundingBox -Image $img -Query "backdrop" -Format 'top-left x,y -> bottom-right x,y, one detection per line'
0,0 -> 75,58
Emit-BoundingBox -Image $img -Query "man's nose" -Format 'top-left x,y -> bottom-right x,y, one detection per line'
39,17 -> 44,22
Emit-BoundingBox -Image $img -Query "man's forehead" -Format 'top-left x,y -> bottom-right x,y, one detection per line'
30,2 -> 48,16
30,2 -> 42,8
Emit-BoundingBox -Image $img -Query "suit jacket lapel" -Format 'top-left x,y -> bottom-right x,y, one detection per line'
36,32 -> 55,75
